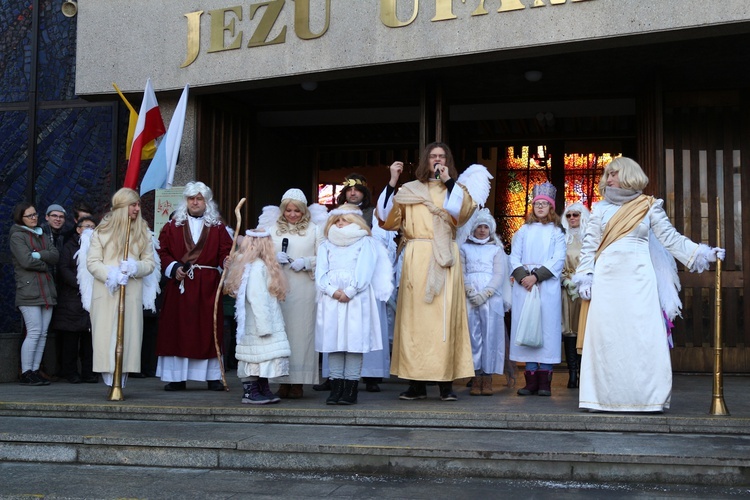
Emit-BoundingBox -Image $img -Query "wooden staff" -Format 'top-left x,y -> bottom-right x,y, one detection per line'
212,198 -> 246,391
710,197 -> 729,415
107,219 -> 132,401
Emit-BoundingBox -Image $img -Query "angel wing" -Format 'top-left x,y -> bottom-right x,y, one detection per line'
258,205 -> 281,230
141,232 -> 162,313
457,163 -> 493,207
308,203 -> 329,227
75,228 -> 95,312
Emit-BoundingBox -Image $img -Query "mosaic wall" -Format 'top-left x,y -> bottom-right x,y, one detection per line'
0,2 -> 116,333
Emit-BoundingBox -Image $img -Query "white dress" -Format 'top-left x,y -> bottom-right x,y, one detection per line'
315,232 -> 393,354
234,261 -> 291,379
460,241 -> 511,375
577,199 -> 700,412
268,222 -> 323,385
509,223 -> 566,364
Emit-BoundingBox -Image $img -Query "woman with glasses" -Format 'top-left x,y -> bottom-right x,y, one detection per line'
510,183 -> 566,397
9,202 -> 59,385
50,216 -> 99,384
560,202 -> 590,388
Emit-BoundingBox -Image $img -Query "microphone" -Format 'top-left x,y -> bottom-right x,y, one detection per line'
434,163 -> 440,180
281,238 -> 289,253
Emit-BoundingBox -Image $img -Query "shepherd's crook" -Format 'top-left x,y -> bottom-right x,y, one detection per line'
212,198 -> 246,391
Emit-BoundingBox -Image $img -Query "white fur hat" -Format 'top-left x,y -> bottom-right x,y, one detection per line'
281,188 -> 307,205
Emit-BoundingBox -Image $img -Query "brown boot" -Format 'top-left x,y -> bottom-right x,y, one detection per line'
469,377 -> 482,396
537,370 -> 553,397
276,383 -> 291,398
481,374 -> 494,396
288,384 -> 304,399
517,370 -> 538,396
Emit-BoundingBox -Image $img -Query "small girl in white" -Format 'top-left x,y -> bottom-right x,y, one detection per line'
315,204 -> 394,405
224,229 -> 291,405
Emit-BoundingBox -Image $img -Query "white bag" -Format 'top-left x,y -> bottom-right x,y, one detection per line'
515,285 -> 543,348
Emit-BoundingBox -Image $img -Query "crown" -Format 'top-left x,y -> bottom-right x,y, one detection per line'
532,182 -> 557,209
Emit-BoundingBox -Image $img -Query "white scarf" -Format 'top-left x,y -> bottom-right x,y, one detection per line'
327,223 -> 368,247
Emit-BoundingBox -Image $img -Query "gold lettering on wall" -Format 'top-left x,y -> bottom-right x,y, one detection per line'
207,6 -> 243,53
180,11 -> 203,68
498,0 -> 525,12
380,0 -> 418,28
295,0 -> 331,39
432,0 -> 457,21
248,0 -> 287,47
471,1 -> 489,16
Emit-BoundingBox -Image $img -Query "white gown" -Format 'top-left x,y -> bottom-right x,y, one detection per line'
460,241 -> 511,375
268,222 -> 323,385
509,223 -> 566,364
577,199 -> 699,412
315,235 -> 392,354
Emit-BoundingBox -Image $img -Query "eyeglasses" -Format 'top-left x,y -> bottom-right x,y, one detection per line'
428,154 -> 446,159
566,213 -> 581,218
23,213 -> 38,219
532,202 -> 550,208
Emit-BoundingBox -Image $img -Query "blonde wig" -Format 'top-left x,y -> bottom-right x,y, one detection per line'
324,203 -> 371,238
96,188 -> 151,257
599,157 -> 649,194
224,229 -> 288,301
276,198 -> 311,236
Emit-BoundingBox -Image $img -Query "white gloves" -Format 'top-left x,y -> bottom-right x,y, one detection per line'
468,289 -> 492,307
692,244 -> 726,273
708,247 -> 726,262
573,273 -> 592,301
117,273 -> 129,286
120,258 -> 137,276
290,258 -> 306,272
276,251 -> 291,264
31,251 -> 41,259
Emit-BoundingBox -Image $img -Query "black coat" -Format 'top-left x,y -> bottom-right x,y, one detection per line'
50,236 -> 91,332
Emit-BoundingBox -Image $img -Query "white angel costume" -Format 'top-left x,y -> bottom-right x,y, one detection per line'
258,189 -> 327,385
315,223 -> 394,354
234,260 -> 291,379
576,196 -> 710,412
459,209 -> 511,375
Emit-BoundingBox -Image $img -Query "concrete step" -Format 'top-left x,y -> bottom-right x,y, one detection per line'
2,374 -> 749,486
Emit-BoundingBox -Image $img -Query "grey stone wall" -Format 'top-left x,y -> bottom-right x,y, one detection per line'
75,1 -> 750,95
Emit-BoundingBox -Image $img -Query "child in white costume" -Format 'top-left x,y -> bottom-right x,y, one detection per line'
224,229 -> 291,405
510,182 -> 566,397
459,208 -> 511,396
315,204 -> 394,405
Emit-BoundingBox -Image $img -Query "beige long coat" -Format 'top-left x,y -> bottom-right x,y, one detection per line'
87,229 -> 156,374
381,181 -> 476,382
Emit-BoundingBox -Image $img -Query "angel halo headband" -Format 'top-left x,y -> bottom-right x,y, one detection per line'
245,229 -> 270,237
329,207 -> 363,217
342,178 -> 367,188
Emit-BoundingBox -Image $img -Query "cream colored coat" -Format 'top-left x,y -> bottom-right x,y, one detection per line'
87,229 -> 156,374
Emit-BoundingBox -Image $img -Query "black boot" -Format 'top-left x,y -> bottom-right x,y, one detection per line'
563,336 -> 579,389
399,380 -> 427,400
326,379 -> 345,405
438,382 -> 457,401
313,378 -> 331,391
338,379 -> 359,405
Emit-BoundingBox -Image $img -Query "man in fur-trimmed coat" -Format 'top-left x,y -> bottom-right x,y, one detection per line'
156,182 -> 233,391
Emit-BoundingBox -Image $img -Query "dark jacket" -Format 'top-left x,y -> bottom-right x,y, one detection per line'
9,224 -> 59,308
50,235 -> 91,332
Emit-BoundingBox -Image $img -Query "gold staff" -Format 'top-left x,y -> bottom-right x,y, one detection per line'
211,198 -> 246,391
108,219 -> 132,401
709,196 -> 729,415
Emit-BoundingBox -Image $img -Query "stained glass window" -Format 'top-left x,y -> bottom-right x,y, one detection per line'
495,147 -> 617,244
318,183 -> 343,207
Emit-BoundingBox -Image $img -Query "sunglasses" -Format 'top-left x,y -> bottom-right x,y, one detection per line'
566,213 -> 581,218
